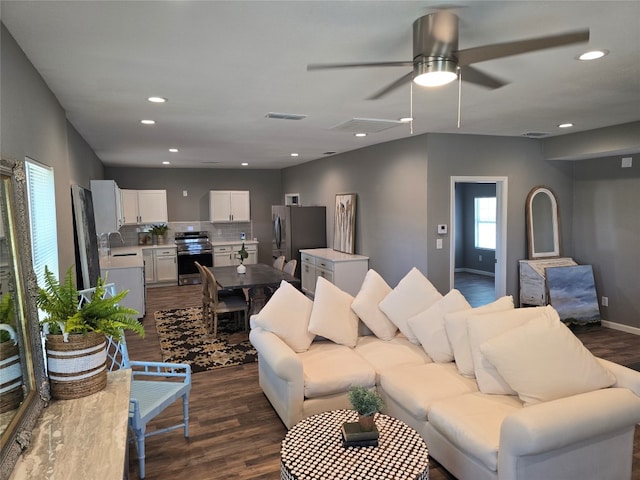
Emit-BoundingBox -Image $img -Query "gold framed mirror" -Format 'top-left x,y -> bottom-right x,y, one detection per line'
525,186 -> 561,259
0,158 -> 49,480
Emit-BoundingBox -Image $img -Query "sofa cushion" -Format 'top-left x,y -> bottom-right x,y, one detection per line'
429,392 -> 523,472
481,315 -> 616,405
467,306 -> 557,395
252,280 -> 314,353
444,296 -> 514,377
378,267 -> 443,344
407,289 -> 471,363
308,276 -> 359,347
351,269 -> 396,340
354,335 -> 431,383
379,363 -> 478,421
299,341 -> 376,398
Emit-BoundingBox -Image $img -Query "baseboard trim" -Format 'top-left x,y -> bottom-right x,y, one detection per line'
455,268 -> 495,278
602,320 -> 640,336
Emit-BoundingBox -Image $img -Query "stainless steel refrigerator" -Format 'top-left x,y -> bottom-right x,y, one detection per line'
272,205 -> 326,278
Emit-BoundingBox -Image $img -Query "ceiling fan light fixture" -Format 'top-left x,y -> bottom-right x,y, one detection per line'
413,59 -> 458,87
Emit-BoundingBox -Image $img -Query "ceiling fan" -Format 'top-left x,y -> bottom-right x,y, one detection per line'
308,11 -> 589,100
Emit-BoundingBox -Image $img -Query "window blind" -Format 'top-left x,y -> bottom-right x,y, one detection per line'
25,158 -> 59,286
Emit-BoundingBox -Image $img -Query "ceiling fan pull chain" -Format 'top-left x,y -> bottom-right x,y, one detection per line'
457,67 -> 462,129
410,82 -> 414,135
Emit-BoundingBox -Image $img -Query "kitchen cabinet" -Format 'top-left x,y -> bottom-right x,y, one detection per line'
122,189 -> 168,225
212,242 -> 258,267
100,264 -> 145,318
209,190 -> 250,222
90,180 -> 124,233
300,248 -> 369,297
143,247 -> 178,285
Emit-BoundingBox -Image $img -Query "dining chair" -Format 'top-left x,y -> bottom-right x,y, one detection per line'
79,284 -> 191,480
273,255 -> 286,271
194,261 -> 211,322
283,259 -> 297,277
203,267 -> 249,337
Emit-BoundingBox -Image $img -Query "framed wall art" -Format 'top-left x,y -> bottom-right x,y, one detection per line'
333,193 -> 356,254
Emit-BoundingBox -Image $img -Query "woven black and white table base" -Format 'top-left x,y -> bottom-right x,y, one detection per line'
281,410 -> 429,480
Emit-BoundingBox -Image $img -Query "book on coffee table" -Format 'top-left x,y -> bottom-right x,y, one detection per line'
341,422 -> 379,442
342,437 -> 379,448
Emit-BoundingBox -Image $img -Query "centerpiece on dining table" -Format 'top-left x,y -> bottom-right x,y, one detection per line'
236,243 -> 249,274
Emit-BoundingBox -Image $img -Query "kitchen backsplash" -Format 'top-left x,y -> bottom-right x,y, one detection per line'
119,221 -> 254,246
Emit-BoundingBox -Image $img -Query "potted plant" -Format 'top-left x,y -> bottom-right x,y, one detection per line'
149,223 -> 169,244
0,293 -> 24,413
37,265 -> 144,399
236,242 -> 249,274
348,385 -> 384,431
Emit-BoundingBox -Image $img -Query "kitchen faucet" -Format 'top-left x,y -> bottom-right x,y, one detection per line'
106,231 -> 124,256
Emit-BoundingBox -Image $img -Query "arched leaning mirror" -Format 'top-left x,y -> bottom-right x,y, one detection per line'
0,158 -> 48,480
526,186 -> 561,259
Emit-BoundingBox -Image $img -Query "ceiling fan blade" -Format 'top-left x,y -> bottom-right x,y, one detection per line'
367,71 -> 414,100
456,29 -> 589,66
460,65 -> 507,89
307,61 -> 413,71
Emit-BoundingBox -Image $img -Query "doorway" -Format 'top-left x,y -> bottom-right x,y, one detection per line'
449,176 -> 507,305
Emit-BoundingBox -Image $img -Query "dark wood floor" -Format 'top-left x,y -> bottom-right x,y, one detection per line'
125,283 -> 640,480
454,271 -> 495,307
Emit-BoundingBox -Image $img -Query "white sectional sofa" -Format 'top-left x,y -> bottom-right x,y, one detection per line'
249,269 -> 640,480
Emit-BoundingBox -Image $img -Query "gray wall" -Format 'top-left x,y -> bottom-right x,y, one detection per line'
1,25 -> 104,275
572,156 -> 640,328
104,167 -> 282,263
282,135 -> 429,288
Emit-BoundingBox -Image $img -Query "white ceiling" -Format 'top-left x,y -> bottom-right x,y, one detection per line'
2,1 -> 639,169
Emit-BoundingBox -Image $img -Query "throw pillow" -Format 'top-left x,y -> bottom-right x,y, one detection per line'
378,267 -> 443,344
480,314 -> 616,405
467,306 -> 558,394
252,280 -> 315,353
308,276 -> 360,348
407,289 -> 471,362
351,269 -> 396,340
444,295 -> 514,377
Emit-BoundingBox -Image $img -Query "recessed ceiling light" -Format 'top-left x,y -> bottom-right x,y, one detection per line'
147,96 -> 167,103
399,117 -> 413,123
354,133 -> 367,137
290,153 -> 299,157
577,50 -> 608,61
140,119 -> 156,125
169,148 -> 179,153
162,161 -> 170,165
241,162 -> 249,166
558,123 -> 574,128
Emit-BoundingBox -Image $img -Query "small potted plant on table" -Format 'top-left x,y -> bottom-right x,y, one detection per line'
348,385 -> 384,432
236,242 -> 249,274
37,266 -> 144,400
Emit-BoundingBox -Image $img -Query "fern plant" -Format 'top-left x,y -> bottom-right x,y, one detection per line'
37,265 -> 144,341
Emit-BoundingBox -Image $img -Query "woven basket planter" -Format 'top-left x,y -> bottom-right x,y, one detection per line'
45,332 -> 108,400
0,340 -> 24,413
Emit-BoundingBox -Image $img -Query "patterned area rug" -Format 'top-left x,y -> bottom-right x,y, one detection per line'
154,306 -> 257,374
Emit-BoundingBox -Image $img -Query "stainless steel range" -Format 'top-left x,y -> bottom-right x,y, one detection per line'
175,231 -> 213,285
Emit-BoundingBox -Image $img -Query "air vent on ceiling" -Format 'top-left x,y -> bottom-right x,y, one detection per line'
202,161 -> 220,164
522,131 -> 551,138
330,118 -> 403,134
323,151 -> 338,155
265,112 -> 307,120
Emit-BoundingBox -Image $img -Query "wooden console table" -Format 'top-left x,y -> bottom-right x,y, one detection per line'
9,369 -> 131,480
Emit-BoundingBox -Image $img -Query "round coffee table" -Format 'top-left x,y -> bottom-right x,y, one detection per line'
281,409 -> 429,480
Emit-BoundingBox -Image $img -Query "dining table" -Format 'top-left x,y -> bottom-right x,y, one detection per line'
209,263 -> 300,313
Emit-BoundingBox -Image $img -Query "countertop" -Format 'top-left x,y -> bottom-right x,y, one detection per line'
300,248 -> 369,262
211,239 -> 258,246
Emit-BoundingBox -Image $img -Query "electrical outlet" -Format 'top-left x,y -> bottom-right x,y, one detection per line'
183,190 -> 188,197
478,255 -> 483,262
601,296 -> 609,307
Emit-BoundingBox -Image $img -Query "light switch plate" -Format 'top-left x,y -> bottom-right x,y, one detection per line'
436,238 -> 443,249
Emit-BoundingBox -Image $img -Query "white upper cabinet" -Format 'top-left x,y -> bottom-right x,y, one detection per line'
90,180 -> 124,233
209,190 -> 250,222
122,189 -> 168,225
